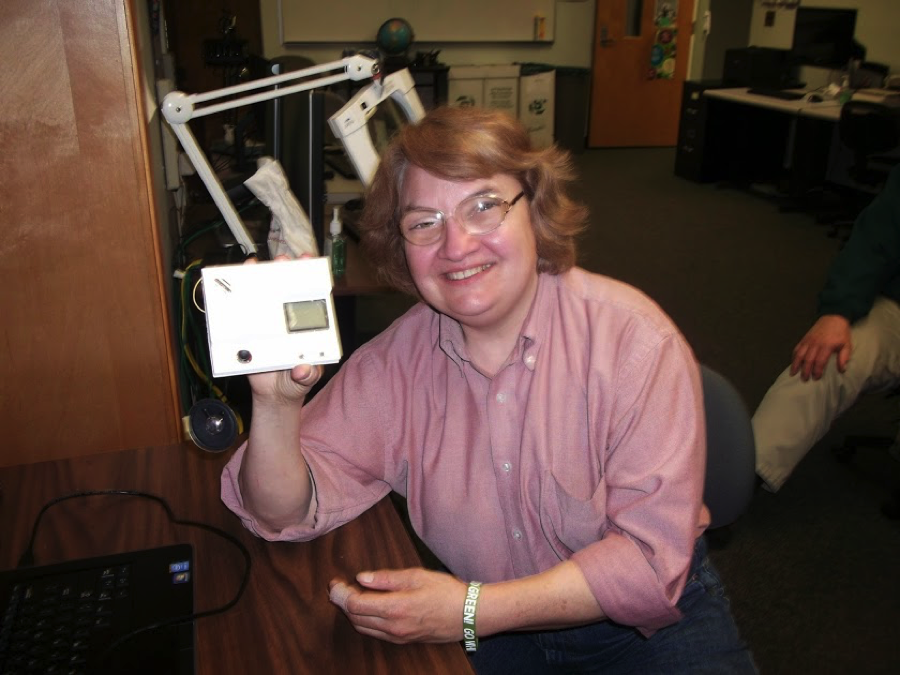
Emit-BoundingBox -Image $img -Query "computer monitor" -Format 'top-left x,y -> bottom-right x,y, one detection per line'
261,58 -> 328,253
232,54 -> 274,172
790,7 -> 858,69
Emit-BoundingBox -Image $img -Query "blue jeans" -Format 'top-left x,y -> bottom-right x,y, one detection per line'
468,537 -> 757,674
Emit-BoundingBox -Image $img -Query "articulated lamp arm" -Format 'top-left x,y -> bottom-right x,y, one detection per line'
161,55 -> 381,255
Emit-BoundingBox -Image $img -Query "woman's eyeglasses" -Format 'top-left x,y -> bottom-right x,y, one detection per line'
399,191 -> 525,246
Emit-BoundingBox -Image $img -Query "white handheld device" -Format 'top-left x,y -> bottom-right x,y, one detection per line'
201,258 -> 342,377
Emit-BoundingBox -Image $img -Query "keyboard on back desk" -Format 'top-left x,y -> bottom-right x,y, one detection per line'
747,87 -> 805,101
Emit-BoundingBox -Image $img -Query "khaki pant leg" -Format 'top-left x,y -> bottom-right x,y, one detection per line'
753,297 -> 900,492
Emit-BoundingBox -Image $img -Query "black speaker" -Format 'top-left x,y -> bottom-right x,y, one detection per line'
723,47 -> 794,88
187,398 -> 239,452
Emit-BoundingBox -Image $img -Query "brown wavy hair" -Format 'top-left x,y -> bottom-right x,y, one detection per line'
358,105 -> 589,295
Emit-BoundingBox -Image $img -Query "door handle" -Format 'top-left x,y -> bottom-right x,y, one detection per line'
599,25 -> 615,48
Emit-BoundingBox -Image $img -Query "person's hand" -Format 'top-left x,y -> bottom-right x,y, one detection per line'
328,568 -> 468,644
243,255 -> 322,406
790,314 -> 852,381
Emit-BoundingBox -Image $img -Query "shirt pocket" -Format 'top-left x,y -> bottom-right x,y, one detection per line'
538,471 -> 608,560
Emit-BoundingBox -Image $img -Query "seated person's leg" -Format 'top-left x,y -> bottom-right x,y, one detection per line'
754,297 -> 900,491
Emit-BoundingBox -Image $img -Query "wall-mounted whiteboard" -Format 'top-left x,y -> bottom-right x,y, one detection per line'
278,1 -> 556,44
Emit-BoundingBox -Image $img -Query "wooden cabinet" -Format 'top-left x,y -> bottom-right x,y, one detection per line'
0,0 -> 181,466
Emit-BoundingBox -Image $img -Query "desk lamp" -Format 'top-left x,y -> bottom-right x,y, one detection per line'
161,53 -> 425,256
160,54 -> 424,452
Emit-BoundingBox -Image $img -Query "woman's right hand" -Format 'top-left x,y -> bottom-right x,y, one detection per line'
247,362 -> 323,407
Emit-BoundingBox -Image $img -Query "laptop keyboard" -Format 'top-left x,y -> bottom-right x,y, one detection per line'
0,544 -> 193,675
1,563 -> 136,674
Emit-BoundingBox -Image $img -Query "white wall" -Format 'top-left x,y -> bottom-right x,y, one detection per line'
748,0 -> 794,49
259,0 -> 595,68
749,0 -> 900,86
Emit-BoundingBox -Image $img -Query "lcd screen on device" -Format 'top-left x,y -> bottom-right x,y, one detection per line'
284,300 -> 329,332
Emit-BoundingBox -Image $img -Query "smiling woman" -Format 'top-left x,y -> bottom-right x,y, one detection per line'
360,106 -> 588,296
221,106 -> 758,674
397,168 -> 538,369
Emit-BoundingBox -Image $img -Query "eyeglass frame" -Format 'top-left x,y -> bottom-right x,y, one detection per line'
398,191 -> 526,246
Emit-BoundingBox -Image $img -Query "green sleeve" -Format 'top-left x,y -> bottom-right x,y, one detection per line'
817,165 -> 900,323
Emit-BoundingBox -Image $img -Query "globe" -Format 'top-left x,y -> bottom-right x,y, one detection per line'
376,18 -> 413,56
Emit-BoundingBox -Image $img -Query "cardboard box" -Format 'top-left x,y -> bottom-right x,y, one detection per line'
447,76 -> 484,108
519,69 -> 556,147
448,65 -> 520,116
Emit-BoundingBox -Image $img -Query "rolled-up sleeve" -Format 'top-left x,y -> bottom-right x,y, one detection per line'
571,333 -> 707,636
219,349 -> 396,542
220,443 -> 321,541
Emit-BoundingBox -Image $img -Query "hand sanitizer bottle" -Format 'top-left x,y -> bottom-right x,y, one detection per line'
325,206 -> 346,278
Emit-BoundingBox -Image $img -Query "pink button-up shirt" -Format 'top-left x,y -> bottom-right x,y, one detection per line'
222,268 -> 708,634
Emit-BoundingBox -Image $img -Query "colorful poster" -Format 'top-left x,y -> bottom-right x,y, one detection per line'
649,1 -> 678,80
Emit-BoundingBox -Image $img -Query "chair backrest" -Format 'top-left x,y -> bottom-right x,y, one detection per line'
701,365 -> 757,529
839,101 -> 900,185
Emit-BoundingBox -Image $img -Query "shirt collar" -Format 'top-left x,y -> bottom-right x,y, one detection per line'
437,272 -> 557,372
438,313 -> 467,370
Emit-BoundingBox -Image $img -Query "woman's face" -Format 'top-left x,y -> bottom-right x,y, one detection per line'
400,165 -> 539,335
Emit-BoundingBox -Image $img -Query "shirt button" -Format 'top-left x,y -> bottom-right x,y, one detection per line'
502,462 -> 512,473
524,354 -> 536,367
512,529 -> 523,540
496,392 -> 507,404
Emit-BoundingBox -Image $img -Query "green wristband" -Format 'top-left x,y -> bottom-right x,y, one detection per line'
462,581 -> 482,653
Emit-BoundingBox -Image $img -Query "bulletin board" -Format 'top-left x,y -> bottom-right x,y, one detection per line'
278,0 -> 556,44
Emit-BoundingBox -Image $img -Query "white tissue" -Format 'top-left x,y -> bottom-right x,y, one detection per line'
243,157 -> 319,259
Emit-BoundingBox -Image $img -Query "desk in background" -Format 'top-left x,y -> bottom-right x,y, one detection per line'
0,443 -> 473,674
675,81 -> 842,199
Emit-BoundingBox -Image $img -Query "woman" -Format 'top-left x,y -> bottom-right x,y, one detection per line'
222,106 -> 755,673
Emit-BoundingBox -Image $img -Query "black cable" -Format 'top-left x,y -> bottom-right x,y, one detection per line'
17,489 -> 252,667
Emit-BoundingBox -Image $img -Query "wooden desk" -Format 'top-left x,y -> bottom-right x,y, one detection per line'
0,443 -> 473,674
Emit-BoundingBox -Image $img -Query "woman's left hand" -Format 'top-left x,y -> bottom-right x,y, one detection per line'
328,568 -> 468,644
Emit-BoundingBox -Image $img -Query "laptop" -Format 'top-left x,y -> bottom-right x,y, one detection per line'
0,543 -> 195,674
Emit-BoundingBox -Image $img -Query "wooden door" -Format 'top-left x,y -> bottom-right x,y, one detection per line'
0,0 -> 181,465
589,0 -> 695,147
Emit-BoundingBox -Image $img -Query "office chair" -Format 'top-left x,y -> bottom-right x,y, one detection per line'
834,400 -> 900,520
823,101 -> 900,240
840,100 -> 900,185
701,365 -> 757,532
